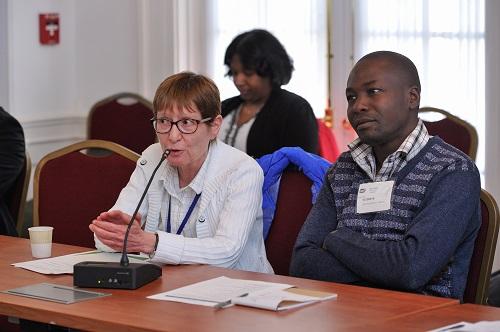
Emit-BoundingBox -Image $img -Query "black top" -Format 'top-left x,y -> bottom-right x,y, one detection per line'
221,88 -> 318,158
0,107 -> 26,236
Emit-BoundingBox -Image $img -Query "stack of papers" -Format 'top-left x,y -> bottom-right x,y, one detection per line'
429,321 -> 500,332
148,276 -> 336,311
12,251 -> 147,274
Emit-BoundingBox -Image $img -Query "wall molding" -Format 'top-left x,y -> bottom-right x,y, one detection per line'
21,116 -> 87,170
21,115 -> 86,145
20,115 -> 87,200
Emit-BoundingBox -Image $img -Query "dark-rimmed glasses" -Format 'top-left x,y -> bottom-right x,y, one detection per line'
150,117 -> 212,134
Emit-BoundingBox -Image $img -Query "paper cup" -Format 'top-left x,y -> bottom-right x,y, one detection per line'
28,226 -> 53,258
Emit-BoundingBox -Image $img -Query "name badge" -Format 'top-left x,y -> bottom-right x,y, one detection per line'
356,180 -> 395,214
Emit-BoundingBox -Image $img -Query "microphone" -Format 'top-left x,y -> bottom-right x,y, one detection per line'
120,149 -> 170,266
73,149 -> 170,290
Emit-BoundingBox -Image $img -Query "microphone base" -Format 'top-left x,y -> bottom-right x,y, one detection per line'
73,261 -> 162,290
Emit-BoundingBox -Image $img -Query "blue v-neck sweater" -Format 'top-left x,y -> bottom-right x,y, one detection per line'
290,137 -> 481,299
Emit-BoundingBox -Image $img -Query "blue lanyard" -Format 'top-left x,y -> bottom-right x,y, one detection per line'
166,193 -> 201,235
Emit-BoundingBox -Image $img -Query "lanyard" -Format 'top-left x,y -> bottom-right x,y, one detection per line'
166,193 -> 201,235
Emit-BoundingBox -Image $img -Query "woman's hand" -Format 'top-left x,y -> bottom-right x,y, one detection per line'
89,210 -> 156,254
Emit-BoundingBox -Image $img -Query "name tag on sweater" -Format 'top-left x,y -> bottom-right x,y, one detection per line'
356,181 -> 395,214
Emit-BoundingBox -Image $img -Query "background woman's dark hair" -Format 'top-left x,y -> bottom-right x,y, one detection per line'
224,29 -> 294,88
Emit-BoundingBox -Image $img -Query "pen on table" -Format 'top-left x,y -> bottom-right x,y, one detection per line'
214,293 -> 249,309
437,323 -> 465,331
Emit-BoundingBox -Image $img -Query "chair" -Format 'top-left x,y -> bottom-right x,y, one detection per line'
419,107 -> 478,160
87,92 -> 156,154
317,119 -> 341,162
463,189 -> 500,304
0,316 -> 20,332
265,170 -> 313,275
33,140 -> 139,248
5,151 -> 31,237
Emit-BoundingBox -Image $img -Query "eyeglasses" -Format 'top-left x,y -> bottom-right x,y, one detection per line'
150,117 -> 212,134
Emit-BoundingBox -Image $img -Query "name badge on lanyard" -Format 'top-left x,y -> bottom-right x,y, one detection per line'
356,180 -> 395,214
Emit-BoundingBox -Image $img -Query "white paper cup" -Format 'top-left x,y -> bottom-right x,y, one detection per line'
28,226 -> 54,258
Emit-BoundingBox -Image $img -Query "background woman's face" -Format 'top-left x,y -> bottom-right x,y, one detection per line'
229,55 -> 272,103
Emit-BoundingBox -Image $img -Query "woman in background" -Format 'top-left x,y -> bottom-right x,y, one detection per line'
220,29 -> 318,158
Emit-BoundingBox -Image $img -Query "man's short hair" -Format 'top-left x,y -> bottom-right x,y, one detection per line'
358,51 -> 421,93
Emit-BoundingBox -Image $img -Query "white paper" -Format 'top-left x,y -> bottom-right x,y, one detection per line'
357,180 -> 394,213
12,250 -> 147,274
148,276 -> 292,307
232,288 -> 337,311
429,321 -> 500,332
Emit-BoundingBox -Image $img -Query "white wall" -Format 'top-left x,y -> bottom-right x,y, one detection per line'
485,0 -> 500,272
9,1 -> 76,122
8,0 -> 82,173
330,0 -> 357,149
0,0 -> 8,108
74,0 -> 140,113
137,0 -> 176,100
5,0 -> 177,199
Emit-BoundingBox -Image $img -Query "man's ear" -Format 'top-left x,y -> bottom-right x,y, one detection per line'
408,86 -> 420,110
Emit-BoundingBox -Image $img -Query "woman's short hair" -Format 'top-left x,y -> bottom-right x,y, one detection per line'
224,29 -> 294,88
153,72 -> 221,121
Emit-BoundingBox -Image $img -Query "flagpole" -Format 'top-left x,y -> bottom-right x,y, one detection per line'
324,0 -> 334,128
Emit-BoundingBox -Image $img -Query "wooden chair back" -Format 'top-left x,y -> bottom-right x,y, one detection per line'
265,170 -> 313,275
87,92 -> 156,154
419,107 -> 478,160
34,140 -> 139,248
464,189 -> 500,304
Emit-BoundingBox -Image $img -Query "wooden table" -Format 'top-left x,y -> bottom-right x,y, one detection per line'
358,303 -> 500,331
0,235 -> 459,332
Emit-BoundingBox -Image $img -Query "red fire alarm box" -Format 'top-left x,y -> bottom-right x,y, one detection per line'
39,13 -> 59,45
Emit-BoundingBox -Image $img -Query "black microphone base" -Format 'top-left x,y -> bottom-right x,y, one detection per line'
73,261 -> 162,290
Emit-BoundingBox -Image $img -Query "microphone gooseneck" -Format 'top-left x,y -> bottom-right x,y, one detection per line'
120,149 -> 170,266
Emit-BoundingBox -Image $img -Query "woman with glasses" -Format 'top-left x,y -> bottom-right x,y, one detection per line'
90,72 -> 273,273
220,29 -> 318,158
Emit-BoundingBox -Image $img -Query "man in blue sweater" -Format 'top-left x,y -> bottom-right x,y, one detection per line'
290,51 -> 480,300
